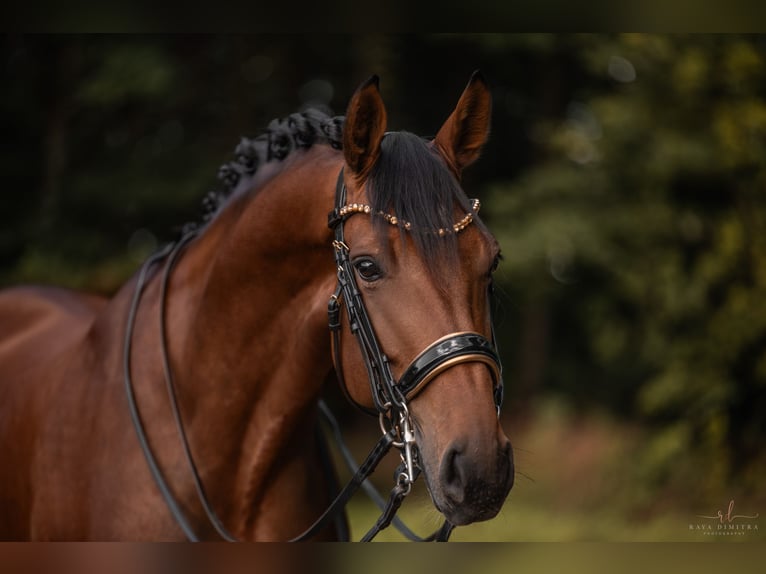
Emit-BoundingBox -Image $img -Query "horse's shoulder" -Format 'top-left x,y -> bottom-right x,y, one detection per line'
0,285 -> 107,322
0,286 -> 107,374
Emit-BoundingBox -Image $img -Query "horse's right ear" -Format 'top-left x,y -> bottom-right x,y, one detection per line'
343,75 -> 387,181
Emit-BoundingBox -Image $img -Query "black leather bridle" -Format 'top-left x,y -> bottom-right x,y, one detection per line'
326,167 -> 504,539
327,167 -> 503,415
123,165 -> 504,542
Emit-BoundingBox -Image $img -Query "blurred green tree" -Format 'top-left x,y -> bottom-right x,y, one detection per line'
488,34 -> 766,505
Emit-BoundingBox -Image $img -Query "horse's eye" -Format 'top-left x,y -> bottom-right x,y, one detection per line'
353,258 -> 384,282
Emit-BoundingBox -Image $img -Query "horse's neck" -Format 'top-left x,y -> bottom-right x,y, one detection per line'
123,147 -> 342,537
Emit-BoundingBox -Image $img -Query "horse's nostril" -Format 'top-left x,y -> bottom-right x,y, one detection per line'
439,442 -> 467,505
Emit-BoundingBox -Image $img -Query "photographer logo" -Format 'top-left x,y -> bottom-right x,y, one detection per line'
689,499 -> 759,537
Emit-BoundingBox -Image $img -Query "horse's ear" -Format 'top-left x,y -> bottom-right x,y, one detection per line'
433,70 -> 492,177
343,75 -> 387,181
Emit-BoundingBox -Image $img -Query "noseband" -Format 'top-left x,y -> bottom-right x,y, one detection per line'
326,167 -> 504,531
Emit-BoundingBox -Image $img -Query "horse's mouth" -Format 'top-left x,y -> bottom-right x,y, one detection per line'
420,453 -> 514,526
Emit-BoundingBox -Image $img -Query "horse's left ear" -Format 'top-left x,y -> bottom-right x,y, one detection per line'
343,75 -> 388,181
433,71 -> 492,178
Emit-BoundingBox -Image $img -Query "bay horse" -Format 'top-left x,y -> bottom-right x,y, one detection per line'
0,72 -> 514,541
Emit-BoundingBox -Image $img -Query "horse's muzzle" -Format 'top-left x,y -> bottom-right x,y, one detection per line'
431,438 -> 514,526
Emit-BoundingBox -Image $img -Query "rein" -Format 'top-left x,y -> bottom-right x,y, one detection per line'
123,166 -> 504,542
124,228 -> 400,542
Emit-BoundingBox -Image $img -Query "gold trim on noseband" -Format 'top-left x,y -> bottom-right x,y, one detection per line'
338,198 -> 481,235
403,353 -> 502,401
400,330 -> 502,402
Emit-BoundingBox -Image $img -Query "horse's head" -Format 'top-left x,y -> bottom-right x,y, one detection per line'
333,73 -> 514,526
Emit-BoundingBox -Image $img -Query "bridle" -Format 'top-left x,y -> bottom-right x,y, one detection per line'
123,164 -> 504,542
327,168 -> 503,414
328,167 -> 503,413
326,167 -> 504,538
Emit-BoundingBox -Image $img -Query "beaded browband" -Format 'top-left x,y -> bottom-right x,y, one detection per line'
337,198 -> 480,235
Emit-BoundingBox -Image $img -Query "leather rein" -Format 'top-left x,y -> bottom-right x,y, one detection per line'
123,167 -> 504,542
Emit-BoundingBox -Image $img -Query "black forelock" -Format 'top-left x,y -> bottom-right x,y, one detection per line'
366,132 -> 484,274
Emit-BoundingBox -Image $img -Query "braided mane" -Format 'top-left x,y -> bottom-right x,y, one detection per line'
198,108 -> 344,225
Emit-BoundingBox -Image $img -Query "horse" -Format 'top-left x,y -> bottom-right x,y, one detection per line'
0,72 -> 514,541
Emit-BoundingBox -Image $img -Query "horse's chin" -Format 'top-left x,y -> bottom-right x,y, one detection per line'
441,506 -> 503,527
